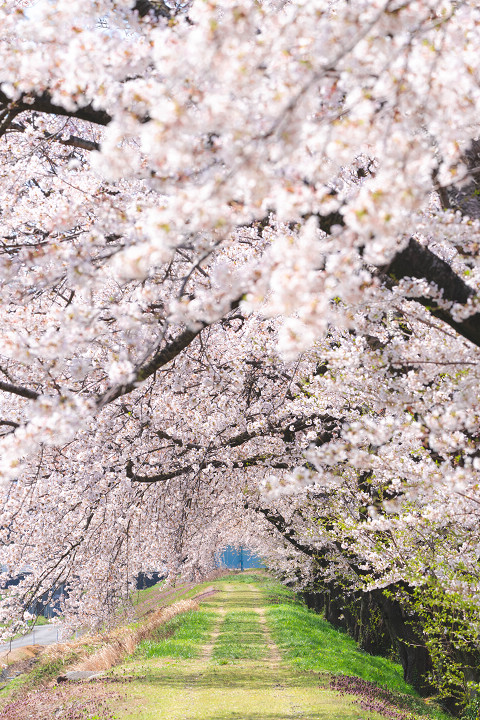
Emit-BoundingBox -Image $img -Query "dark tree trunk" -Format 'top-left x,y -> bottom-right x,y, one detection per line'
302,580 -> 435,696
302,584 -> 391,655
371,589 -> 435,695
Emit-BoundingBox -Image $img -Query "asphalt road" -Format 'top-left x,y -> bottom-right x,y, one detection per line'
0,623 -> 61,652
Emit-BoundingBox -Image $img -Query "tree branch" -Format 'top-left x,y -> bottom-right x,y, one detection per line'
0,89 -> 112,128
126,455 -> 290,483
98,299 -> 242,407
0,380 -> 39,400
254,505 -> 315,557
98,325 -> 206,408
132,0 -> 172,19
381,237 -> 480,348
311,205 -> 480,348
7,123 -> 100,152
53,133 -> 100,152
126,413 -> 337,482
383,237 -> 472,305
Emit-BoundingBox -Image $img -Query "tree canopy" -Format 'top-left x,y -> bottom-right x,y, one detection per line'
2,1 -> 480,695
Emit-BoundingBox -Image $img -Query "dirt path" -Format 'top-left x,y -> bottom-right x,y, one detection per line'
254,606 -> 282,666
105,580 -> 376,720
0,578 -> 390,720
247,582 -> 282,667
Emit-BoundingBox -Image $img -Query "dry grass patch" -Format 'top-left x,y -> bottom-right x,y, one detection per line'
43,599 -> 198,674
0,644 -> 43,667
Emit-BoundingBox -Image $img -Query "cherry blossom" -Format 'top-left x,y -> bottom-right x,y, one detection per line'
1,6 -> 480,702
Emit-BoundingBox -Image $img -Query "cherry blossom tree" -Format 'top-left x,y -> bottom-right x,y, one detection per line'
1,0 -> 480,701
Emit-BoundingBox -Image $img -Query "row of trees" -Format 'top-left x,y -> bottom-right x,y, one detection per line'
1,0 -> 480,710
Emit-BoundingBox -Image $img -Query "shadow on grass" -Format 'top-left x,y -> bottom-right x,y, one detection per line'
121,664 -> 321,691
181,714 -> 333,720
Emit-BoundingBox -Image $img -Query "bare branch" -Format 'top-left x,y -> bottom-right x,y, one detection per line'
0,380 -> 39,400
0,89 -> 112,128
98,299 -> 242,407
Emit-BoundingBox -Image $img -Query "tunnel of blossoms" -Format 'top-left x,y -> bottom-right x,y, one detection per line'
1,0 -> 480,704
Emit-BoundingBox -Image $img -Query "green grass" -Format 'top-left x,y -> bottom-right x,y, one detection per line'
1,573 -> 453,720
267,601 -> 414,692
30,615 -> 50,627
212,610 -> 266,662
136,608 -> 215,659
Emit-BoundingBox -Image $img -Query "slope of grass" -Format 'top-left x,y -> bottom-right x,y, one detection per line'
131,579 -> 166,607
267,601 -> 412,693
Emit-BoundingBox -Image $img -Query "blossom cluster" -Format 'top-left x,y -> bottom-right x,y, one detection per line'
0,0 -> 479,639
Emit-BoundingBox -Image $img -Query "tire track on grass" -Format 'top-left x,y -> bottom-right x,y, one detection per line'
200,587 -> 229,661
253,606 -> 282,667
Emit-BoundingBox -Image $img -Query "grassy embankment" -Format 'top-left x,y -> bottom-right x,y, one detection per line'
0,572 -> 453,720
261,575 -> 412,692
137,607 -> 215,660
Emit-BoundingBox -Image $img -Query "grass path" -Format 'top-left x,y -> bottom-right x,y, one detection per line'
0,573 -> 452,720
109,578 -> 408,720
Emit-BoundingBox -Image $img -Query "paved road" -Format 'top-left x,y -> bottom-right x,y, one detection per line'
0,623 -> 61,653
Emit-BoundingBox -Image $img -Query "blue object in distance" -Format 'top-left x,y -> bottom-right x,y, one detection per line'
216,546 -> 265,570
